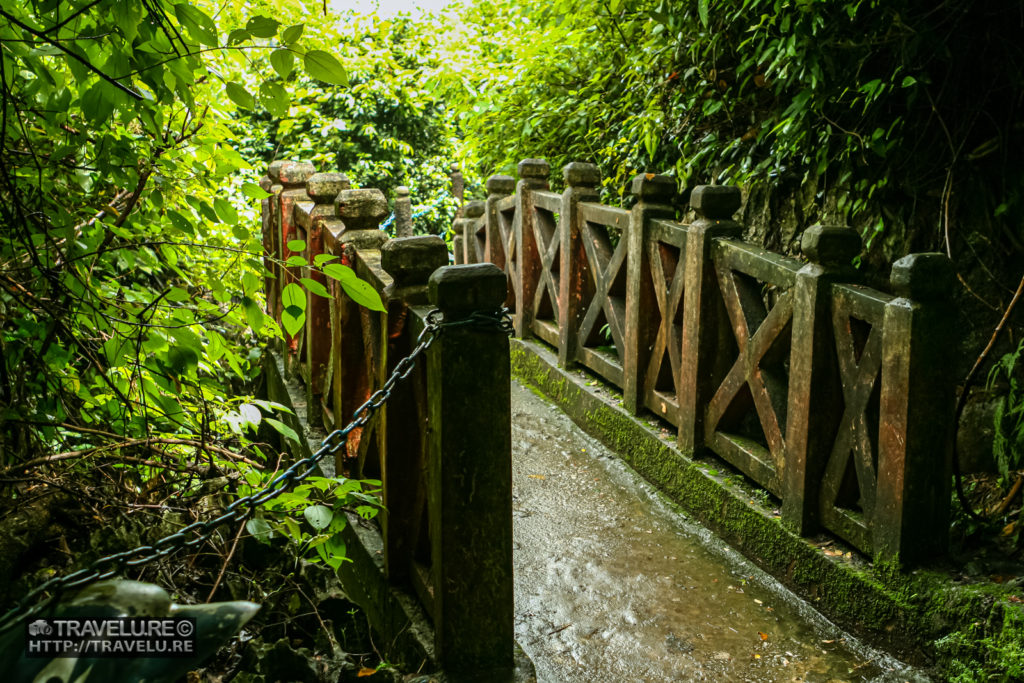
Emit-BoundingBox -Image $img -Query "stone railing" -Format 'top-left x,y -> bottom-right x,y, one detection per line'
258,161 -> 514,677
454,159 -> 956,564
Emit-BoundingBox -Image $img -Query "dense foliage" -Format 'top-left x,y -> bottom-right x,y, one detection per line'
239,13 -> 461,236
440,0 -> 1024,472
445,0 -> 1023,272
0,0 -> 406,601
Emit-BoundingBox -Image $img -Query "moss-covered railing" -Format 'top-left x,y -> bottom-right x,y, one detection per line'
257,161 -> 516,678
454,158 -> 957,565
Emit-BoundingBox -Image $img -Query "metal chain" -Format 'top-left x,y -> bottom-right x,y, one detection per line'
0,306 -> 513,634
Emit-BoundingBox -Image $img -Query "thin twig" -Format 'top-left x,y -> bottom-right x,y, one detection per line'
206,520 -> 245,602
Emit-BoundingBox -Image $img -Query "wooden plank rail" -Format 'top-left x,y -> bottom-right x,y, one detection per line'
259,165 -> 516,677
459,159 -> 957,565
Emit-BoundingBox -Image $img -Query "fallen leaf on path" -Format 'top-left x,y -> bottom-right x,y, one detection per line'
357,668 -> 377,678
758,631 -> 768,641
528,474 -> 546,480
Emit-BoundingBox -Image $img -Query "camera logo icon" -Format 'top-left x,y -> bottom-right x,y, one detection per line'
28,620 -> 52,637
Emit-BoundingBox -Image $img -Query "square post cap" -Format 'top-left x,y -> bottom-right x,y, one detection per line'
800,225 -> 862,267
690,185 -> 741,220
429,264 -> 508,313
382,235 -> 449,287
307,172 -> 351,202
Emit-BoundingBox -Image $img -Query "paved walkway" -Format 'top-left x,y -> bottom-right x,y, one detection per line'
509,379 -> 924,683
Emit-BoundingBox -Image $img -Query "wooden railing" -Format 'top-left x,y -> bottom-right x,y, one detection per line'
259,161 -> 514,677
455,159 -> 956,564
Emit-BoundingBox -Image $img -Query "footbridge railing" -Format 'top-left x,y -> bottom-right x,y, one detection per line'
454,159 -> 956,565
258,161 -> 515,677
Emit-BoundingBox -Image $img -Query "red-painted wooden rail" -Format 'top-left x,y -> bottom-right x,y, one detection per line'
454,159 -> 956,565
259,161 -> 515,678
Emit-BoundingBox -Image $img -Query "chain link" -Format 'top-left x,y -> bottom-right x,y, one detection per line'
0,307 -> 513,634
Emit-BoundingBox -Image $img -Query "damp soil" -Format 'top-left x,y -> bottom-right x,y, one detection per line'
509,380 -> 929,683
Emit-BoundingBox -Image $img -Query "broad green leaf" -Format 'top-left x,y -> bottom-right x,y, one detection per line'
322,263 -> 356,282
225,82 -> 255,110
246,15 -> 280,38
227,28 -> 250,44
285,255 -> 307,267
243,296 -> 265,331
266,417 -> 300,444
165,286 -> 191,302
246,518 -> 274,545
698,0 -> 709,27
214,197 -> 239,224
242,181 -> 272,199
174,2 -> 218,46
287,239 -> 306,252
259,81 -> 289,117
303,50 -> 348,86
80,82 -> 116,125
300,277 -> 330,298
270,49 -> 295,79
281,23 -> 304,44
303,504 -> 333,530
340,277 -> 385,312
281,282 -> 306,310
282,305 -> 304,336
314,254 -> 337,266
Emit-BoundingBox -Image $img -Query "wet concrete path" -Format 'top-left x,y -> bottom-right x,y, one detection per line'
510,380 -> 923,683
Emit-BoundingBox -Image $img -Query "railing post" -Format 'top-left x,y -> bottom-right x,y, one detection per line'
624,174 -> 676,414
455,200 -> 485,265
558,162 -> 601,369
264,162 -> 286,326
394,185 -> 413,238
450,164 -> 464,218
380,236 -> 449,584
678,186 -> 742,454
485,175 -> 515,269
876,253 -> 955,563
427,263 -> 513,676
513,159 -> 550,337
782,225 -> 862,534
329,189 -> 389,472
274,160 -> 317,358
301,172 -> 351,420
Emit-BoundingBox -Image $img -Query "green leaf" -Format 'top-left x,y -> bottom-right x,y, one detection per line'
282,282 -> 306,310
80,82 -> 116,125
303,50 -> 348,86
259,80 -> 289,117
303,504 -> 334,530
285,255 -> 308,267
246,15 -> 280,38
340,277 -> 385,312
322,263 -> 356,282
901,76 -> 917,88
227,28 -> 250,44
300,277 -> 330,298
214,197 -> 239,224
287,239 -> 306,252
242,182 -> 272,199
314,254 -> 337,266
246,518 -> 274,545
698,0 -> 709,27
281,23 -> 304,45
243,296 -> 265,331
174,2 -> 218,46
225,82 -> 255,110
270,49 -> 295,79
266,417 -> 300,444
